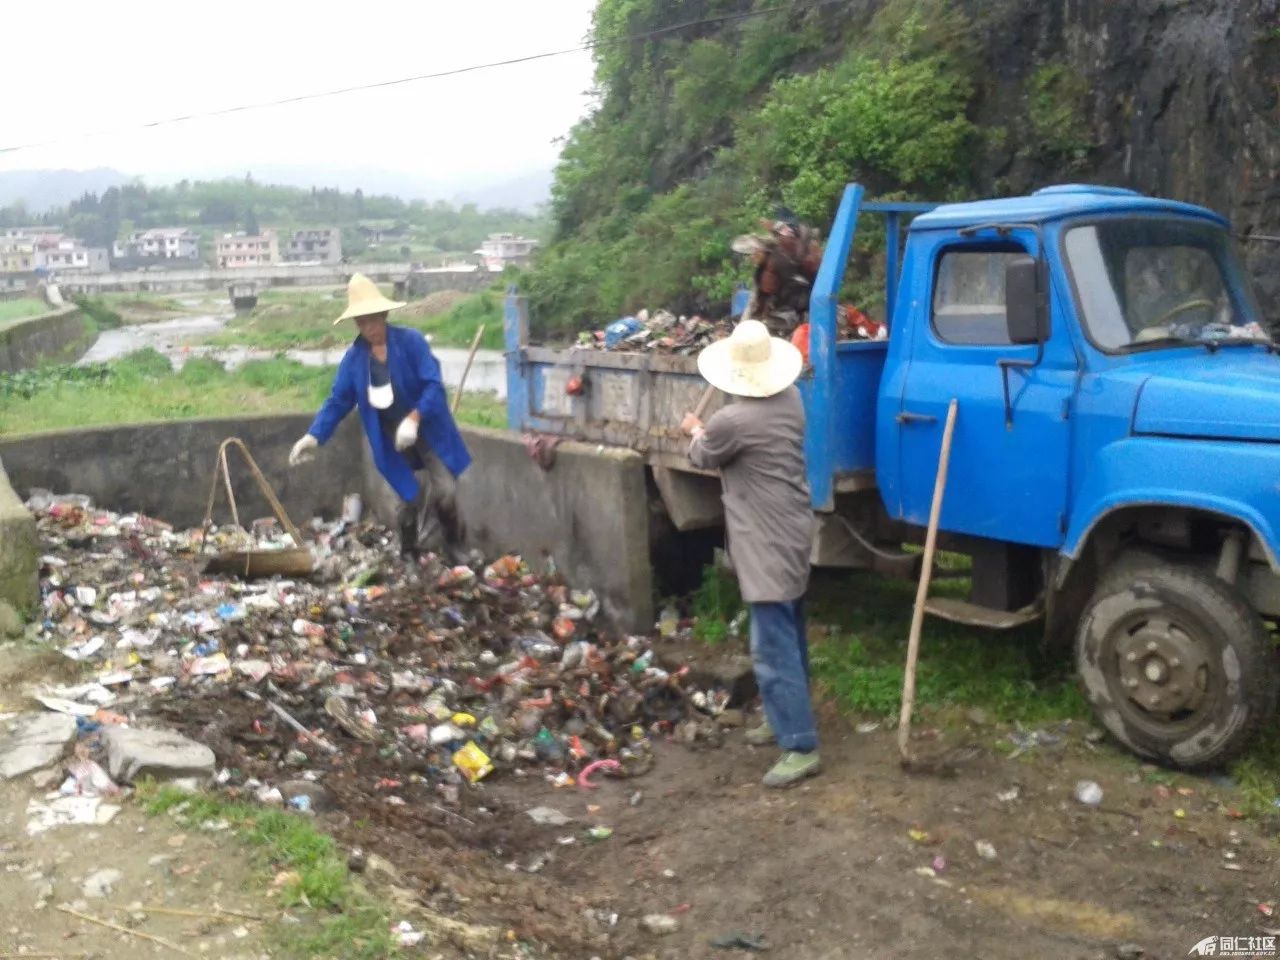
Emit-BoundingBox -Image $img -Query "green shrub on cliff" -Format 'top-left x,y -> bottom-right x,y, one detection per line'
523,1 -> 979,337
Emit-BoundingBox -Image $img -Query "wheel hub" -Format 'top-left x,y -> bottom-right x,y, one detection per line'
1115,618 -> 1209,716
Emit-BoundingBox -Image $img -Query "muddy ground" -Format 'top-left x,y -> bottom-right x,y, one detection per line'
4,638 -> 1279,960
328,702 -> 1280,959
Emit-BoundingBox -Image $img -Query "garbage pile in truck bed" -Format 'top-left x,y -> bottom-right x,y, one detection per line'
18,491 -> 734,818
575,215 -> 884,354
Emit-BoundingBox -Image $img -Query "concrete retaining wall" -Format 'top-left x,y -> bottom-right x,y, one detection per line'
0,416 -> 366,531
455,428 -> 652,631
0,306 -> 90,373
0,458 -> 38,615
0,416 -> 655,631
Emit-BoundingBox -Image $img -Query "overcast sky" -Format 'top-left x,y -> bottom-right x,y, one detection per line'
0,0 -> 598,188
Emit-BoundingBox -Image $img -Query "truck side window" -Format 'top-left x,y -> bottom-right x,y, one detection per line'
932,249 -> 1024,345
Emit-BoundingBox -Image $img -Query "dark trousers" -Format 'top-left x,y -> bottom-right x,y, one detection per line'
749,599 -> 818,752
396,441 -> 465,555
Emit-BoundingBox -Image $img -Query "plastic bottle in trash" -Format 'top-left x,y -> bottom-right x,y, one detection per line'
657,606 -> 679,638
342,494 -> 363,524
603,316 -> 642,348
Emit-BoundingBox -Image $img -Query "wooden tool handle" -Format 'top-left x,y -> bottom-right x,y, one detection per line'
692,384 -> 717,420
897,399 -> 959,760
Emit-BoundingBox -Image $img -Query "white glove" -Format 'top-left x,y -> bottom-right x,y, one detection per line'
394,416 -> 419,452
289,434 -> 318,467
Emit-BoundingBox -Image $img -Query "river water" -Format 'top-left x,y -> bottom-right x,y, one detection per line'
77,307 -> 507,398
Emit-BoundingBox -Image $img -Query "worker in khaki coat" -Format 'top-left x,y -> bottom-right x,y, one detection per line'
681,319 -> 819,787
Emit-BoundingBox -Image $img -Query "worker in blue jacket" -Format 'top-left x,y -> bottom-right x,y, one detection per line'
289,273 -> 472,560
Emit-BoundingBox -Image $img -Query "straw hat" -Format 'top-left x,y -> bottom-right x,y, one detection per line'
333,273 -> 406,325
696,318 -> 803,398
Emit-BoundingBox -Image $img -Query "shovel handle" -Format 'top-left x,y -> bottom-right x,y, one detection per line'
692,384 -> 717,420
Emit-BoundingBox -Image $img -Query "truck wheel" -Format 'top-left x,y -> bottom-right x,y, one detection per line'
1076,557 -> 1277,769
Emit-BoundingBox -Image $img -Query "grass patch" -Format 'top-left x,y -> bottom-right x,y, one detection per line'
0,297 -> 51,327
138,783 -> 396,958
0,348 -> 505,434
1230,719 -> 1280,818
452,391 -> 507,429
94,291 -> 188,314
204,286 -> 505,352
806,569 -> 1085,723
205,288 -> 350,350
692,562 -> 744,644
408,291 -> 504,350
0,350 -> 332,433
73,295 -> 124,332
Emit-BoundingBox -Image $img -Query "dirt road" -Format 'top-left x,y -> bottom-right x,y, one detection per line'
0,777 -> 270,958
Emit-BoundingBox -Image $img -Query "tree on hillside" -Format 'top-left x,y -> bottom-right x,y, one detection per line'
243,207 -> 261,236
199,197 -> 237,224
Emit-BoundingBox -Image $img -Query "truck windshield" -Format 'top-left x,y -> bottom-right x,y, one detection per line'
1063,219 -> 1267,352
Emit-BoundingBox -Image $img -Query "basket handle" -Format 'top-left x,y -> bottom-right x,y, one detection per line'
202,437 -> 306,548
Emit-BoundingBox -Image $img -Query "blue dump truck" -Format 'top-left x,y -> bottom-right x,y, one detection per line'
504,183 -> 1280,769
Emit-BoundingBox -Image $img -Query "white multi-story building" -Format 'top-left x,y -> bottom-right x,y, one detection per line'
475,233 -> 537,271
114,228 -> 200,260
35,239 -> 109,273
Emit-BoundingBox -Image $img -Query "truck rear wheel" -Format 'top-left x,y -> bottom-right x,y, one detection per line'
1076,556 -> 1277,769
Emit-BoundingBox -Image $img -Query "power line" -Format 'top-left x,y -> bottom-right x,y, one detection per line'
0,1 -> 819,156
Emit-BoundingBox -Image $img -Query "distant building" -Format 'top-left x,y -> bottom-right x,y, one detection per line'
358,223 -> 408,246
0,237 -> 37,273
35,239 -> 109,273
2,226 -> 63,242
281,227 -> 342,264
215,230 -> 279,268
475,233 -> 537,271
114,228 -> 201,260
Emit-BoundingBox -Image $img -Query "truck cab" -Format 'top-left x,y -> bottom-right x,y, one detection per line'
877,184 -> 1278,768
505,182 -> 1279,769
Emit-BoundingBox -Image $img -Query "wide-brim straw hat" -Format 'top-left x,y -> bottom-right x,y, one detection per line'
333,272 -> 406,325
697,318 -> 803,398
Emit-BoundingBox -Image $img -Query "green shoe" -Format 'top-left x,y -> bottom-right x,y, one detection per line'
762,751 -> 821,788
743,719 -> 775,746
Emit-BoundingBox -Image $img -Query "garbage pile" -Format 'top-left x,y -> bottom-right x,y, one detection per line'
575,214 -> 886,356
577,308 -> 730,355
18,491 -> 733,817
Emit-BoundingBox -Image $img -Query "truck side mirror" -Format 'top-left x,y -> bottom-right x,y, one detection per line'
1005,256 -> 1043,345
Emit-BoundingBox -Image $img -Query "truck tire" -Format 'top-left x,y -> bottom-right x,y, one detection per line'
1076,556 -> 1277,769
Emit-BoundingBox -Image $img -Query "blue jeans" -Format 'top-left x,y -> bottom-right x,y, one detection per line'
749,600 -> 818,753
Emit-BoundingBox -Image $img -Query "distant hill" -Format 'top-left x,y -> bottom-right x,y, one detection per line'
154,165 -> 552,212
0,168 -> 131,212
0,164 -> 552,215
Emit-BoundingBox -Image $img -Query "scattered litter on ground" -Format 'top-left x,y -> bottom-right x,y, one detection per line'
25,794 -> 121,835
642,913 -> 681,935
1075,780 -> 1104,807
527,805 -> 573,826
712,932 -> 769,951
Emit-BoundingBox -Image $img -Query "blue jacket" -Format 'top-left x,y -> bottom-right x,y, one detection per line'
307,325 -> 472,502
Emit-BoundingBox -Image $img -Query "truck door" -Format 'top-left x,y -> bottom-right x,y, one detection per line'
895,232 -> 1077,548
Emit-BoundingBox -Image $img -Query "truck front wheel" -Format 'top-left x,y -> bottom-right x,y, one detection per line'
1077,557 -> 1277,769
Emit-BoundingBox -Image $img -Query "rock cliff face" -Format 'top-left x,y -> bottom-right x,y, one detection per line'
967,0 -> 1280,315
